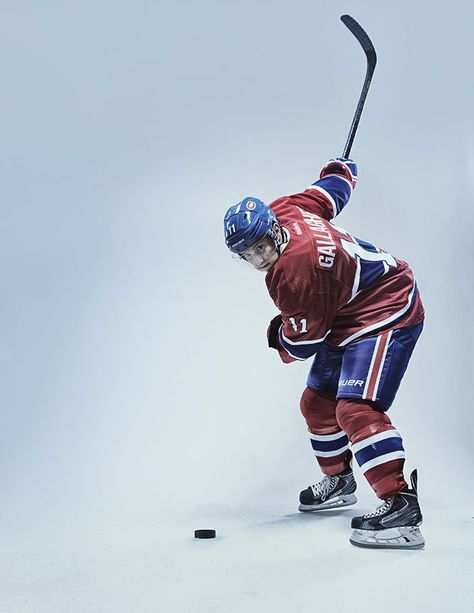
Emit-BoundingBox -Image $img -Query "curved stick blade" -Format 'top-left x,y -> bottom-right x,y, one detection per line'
340,15 -> 377,158
341,14 -> 377,67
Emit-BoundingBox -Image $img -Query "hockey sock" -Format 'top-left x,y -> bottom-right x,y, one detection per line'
300,387 -> 352,475
335,398 -> 408,498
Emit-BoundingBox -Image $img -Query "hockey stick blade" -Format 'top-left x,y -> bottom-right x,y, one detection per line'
341,15 -> 377,66
340,15 -> 377,158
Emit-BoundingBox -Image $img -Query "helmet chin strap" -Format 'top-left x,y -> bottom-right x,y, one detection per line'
266,225 -> 281,258
270,222 -> 283,246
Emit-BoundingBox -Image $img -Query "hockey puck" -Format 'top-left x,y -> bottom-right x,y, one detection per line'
194,529 -> 216,539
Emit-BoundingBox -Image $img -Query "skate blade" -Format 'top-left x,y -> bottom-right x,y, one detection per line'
350,526 -> 425,550
298,493 -> 357,512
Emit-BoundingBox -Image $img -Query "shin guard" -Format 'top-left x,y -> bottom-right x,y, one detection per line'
300,387 -> 351,475
336,399 -> 408,498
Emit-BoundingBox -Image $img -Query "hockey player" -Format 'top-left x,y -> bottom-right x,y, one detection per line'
223,158 -> 425,549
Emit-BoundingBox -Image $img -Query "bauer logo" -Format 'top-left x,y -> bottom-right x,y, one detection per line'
339,379 -> 365,388
246,201 -> 256,210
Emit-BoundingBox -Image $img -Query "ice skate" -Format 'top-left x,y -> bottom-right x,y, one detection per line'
298,467 -> 357,512
350,469 -> 425,549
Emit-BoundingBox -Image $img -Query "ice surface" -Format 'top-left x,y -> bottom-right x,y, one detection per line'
0,496 -> 472,613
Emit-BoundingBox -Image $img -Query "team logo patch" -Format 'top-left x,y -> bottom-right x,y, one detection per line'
246,200 -> 256,210
292,221 -> 303,235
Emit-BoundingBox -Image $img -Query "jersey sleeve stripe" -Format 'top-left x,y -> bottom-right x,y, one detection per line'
305,184 -> 337,217
278,328 -> 329,360
321,173 -> 354,190
306,175 -> 353,217
280,329 -> 330,346
278,342 -> 306,361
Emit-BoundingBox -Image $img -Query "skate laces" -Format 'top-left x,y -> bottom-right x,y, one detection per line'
363,496 -> 394,518
310,475 -> 337,501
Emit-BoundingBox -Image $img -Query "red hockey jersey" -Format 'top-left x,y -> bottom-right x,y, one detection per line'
266,174 -> 424,364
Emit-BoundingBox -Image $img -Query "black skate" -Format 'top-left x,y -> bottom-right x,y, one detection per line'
350,469 -> 425,549
299,467 -> 357,512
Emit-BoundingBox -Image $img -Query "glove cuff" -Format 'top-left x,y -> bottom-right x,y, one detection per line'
320,159 -> 357,189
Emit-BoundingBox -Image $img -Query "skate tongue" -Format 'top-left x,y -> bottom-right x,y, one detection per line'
311,475 -> 335,499
410,469 -> 418,494
363,497 -> 393,519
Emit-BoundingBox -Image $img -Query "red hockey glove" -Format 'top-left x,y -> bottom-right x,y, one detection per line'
267,314 -> 283,350
320,157 -> 357,189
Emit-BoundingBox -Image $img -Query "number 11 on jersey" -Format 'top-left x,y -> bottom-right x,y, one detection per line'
289,317 -> 308,333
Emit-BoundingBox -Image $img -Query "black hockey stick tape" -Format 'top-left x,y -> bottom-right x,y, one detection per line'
194,529 -> 216,539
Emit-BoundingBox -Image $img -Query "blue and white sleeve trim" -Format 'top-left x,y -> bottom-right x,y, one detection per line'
307,175 -> 353,217
278,327 -> 330,361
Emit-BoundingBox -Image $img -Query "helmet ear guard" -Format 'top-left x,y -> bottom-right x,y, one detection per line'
268,220 -> 282,246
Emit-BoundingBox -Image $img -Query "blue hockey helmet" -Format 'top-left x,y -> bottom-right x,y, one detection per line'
223,197 -> 279,254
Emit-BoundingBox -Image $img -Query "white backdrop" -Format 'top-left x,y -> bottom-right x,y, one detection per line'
0,1 -> 473,611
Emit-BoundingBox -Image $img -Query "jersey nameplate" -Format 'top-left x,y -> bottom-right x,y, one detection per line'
299,208 -> 336,269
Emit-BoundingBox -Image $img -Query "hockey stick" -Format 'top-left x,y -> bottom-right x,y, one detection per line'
340,15 -> 377,158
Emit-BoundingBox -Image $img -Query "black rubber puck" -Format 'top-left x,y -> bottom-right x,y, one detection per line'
194,529 -> 216,539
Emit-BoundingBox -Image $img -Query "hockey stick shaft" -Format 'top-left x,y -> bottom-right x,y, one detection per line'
340,15 -> 377,159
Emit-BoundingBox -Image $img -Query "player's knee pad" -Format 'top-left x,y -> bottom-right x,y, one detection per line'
299,387 -> 338,433
335,398 -> 392,443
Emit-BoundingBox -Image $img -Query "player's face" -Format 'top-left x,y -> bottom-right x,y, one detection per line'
239,235 -> 279,272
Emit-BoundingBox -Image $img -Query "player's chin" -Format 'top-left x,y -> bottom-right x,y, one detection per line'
255,262 -> 272,272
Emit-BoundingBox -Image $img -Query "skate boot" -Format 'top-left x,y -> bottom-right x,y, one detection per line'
298,466 -> 357,512
350,469 -> 425,549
